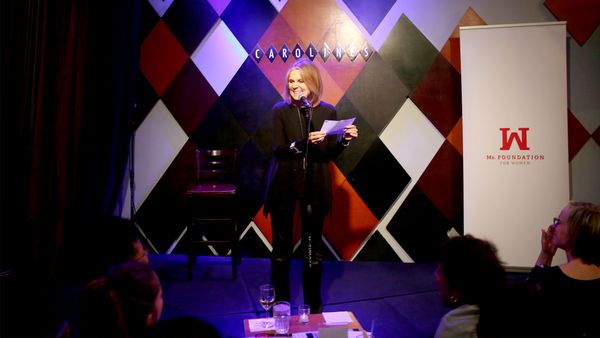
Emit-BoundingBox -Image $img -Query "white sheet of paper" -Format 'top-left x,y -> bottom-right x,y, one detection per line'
292,330 -> 373,338
322,311 -> 352,324
320,118 -> 356,135
247,318 -> 274,332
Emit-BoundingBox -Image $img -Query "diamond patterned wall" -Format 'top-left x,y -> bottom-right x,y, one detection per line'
127,0 -> 600,262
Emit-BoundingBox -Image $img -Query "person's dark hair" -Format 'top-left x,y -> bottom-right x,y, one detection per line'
438,235 -> 505,306
569,203 -> 600,265
79,261 -> 162,338
99,216 -> 140,263
149,316 -> 221,338
85,216 -> 142,279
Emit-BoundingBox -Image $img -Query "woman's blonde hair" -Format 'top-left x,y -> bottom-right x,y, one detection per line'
283,58 -> 323,107
566,202 -> 600,265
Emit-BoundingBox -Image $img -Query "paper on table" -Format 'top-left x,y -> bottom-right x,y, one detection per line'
318,327 -> 347,338
320,118 -> 356,135
247,318 -> 274,332
322,311 -> 352,325
292,329 -> 372,338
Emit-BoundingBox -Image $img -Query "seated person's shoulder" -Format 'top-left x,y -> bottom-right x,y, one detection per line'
149,316 -> 220,338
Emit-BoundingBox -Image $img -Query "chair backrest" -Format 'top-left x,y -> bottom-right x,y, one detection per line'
195,148 -> 237,184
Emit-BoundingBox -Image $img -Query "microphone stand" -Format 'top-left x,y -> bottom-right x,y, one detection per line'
128,104 -> 158,254
303,106 -> 312,171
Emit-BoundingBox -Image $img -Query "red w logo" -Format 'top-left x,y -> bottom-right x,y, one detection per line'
500,128 -> 530,150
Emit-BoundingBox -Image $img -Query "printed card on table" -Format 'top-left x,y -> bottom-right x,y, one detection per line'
247,318 -> 274,332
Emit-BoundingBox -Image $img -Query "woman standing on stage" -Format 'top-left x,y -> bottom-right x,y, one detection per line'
263,58 -> 358,313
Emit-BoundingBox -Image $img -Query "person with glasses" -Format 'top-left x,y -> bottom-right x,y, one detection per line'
534,201 -> 593,267
526,202 -> 600,336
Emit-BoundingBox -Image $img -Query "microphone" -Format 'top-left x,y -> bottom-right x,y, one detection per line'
299,95 -> 311,108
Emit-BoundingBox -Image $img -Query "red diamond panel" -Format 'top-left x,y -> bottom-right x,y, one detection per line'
447,117 -> 463,156
410,54 -> 462,137
417,141 -> 463,226
162,60 -> 218,135
568,110 -> 591,160
140,20 -> 189,96
254,206 -> 273,243
323,164 -> 378,260
592,125 -> 600,146
440,7 -> 487,73
544,0 -> 600,46
254,205 -> 303,246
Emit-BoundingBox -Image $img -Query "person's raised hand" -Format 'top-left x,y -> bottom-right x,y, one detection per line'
536,224 -> 557,266
309,131 -> 326,144
343,125 -> 358,141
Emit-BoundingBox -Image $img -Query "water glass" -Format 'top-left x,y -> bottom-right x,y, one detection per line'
298,304 -> 310,324
272,301 -> 290,334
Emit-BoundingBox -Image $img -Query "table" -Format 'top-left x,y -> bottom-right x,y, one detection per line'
244,311 -> 366,337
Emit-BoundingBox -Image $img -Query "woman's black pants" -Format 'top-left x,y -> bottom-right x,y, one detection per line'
270,201 -> 325,312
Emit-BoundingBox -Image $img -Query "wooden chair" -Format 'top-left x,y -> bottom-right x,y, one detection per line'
184,148 -> 239,280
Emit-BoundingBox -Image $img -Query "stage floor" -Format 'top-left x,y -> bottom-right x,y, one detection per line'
150,254 -> 449,338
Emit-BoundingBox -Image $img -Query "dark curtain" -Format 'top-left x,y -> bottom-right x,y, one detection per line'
1,0 -> 140,336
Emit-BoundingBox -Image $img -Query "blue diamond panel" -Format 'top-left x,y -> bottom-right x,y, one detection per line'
343,0 -> 396,35
220,0 -> 278,53
162,0 -> 219,54
220,58 -> 281,135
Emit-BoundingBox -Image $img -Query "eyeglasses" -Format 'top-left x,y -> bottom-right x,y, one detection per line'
553,217 -> 561,226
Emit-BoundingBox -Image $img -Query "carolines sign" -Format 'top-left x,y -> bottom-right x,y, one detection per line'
252,41 -> 373,63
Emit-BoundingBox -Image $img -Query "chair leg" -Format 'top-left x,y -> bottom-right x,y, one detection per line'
231,220 -> 238,280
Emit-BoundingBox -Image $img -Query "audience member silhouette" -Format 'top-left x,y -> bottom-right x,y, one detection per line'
78,260 -> 163,338
148,316 -> 221,338
526,202 -> 600,337
84,216 -> 149,281
56,216 -> 151,338
433,235 -> 505,338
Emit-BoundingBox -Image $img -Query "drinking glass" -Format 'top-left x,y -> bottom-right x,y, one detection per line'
259,284 -> 275,328
273,301 -> 291,334
298,304 -> 310,324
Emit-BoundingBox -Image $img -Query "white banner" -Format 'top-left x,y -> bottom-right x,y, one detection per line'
461,22 -> 569,268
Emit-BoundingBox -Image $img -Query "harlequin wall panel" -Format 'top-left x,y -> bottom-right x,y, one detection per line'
125,0 -> 600,262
